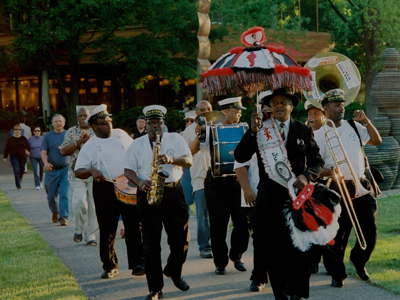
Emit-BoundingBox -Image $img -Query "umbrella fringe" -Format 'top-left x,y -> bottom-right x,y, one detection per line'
202,71 -> 313,97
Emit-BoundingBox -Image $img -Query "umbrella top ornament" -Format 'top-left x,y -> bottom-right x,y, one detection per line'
201,27 -> 313,97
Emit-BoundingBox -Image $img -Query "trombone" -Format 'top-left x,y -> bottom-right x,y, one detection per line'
323,119 -> 369,251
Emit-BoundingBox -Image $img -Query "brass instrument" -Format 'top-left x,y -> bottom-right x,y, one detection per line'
302,52 -> 361,107
304,52 -> 367,250
322,119 -> 369,250
195,111 -> 226,143
147,129 -> 169,206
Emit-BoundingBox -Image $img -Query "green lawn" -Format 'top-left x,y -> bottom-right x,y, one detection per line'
344,195 -> 400,295
0,191 -> 86,300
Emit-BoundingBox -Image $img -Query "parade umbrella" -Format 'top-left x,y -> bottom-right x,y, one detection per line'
201,27 -> 313,97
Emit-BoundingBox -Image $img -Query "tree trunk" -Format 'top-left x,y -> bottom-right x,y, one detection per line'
363,9 -> 380,119
66,59 -> 81,128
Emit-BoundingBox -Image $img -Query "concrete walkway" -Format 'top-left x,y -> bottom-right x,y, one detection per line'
1,162 -> 399,300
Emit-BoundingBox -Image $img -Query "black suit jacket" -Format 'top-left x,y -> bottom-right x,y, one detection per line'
235,118 -> 324,190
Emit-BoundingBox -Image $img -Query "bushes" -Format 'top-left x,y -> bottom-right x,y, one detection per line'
112,106 -> 185,133
0,110 -> 39,130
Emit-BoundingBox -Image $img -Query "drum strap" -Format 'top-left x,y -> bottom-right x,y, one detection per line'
94,137 -> 113,182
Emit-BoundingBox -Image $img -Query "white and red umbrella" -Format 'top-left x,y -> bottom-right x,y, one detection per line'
201,27 -> 313,97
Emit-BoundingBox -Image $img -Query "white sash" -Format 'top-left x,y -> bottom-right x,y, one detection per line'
256,117 -> 297,199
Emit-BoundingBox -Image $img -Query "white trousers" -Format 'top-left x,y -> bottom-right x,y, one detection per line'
70,177 -> 97,242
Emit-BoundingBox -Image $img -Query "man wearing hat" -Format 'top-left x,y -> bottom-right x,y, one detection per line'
305,100 -> 325,132
182,101 -> 213,259
74,104 -> 145,279
313,89 -> 381,288
235,88 -> 325,300
192,97 -> 252,276
123,105 -> 193,300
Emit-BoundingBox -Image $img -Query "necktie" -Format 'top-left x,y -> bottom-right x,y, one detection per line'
279,123 -> 285,142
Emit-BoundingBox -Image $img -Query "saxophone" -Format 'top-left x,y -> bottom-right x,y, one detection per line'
147,129 -> 169,206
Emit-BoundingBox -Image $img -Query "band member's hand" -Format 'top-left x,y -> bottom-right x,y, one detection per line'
244,189 -> 256,207
3,158 -> 6,164
91,169 -> 106,182
194,124 -> 202,136
293,174 -> 308,191
353,110 -> 368,124
140,180 -> 152,192
45,162 -> 53,172
157,154 -> 171,165
251,112 -> 262,134
78,133 -> 91,147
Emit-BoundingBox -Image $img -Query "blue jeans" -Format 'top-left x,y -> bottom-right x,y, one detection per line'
30,157 -> 44,188
192,189 -> 212,252
44,166 -> 69,220
10,155 -> 26,189
182,168 -> 195,206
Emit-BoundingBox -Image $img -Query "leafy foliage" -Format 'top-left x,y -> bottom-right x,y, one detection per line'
2,0 -> 210,126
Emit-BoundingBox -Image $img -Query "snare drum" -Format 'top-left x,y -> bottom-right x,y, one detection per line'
114,175 -> 137,205
210,123 -> 249,176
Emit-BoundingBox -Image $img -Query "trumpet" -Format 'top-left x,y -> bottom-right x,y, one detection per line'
322,119 -> 369,250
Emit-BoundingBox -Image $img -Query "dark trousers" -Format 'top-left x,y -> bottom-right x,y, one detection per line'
10,154 -> 26,189
93,181 -> 143,271
204,170 -> 251,268
137,183 -> 190,292
325,179 -> 378,280
251,184 -> 311,299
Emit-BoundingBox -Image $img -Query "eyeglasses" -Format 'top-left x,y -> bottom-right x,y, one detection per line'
146,121 -> 164,126
13,129 -> 21,131
34,130 -> 41,132
94,118 -> 112,126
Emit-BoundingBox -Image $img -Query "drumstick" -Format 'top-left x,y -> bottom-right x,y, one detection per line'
104,177 -> 135,189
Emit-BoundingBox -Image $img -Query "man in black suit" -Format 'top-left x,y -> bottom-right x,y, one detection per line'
234,88 -> 324,300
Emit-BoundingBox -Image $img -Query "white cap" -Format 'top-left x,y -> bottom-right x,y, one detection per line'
304,100 -> 323,112
143,105 -> 167,119
184,110 -> 197,120
85,104 -> 112,124
218,97 -> 246,110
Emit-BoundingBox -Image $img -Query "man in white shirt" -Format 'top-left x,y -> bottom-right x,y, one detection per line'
182,102 -> 213,259
313,89 -> 382,288
191,97 -> 251,276
74,104 -> 144,280
124,105 -> 193,300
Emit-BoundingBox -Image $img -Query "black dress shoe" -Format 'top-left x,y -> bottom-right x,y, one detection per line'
350,258 -> 370,280
101,269 -> 119,279
132,264 -> 146,276
215,266 -> 226,275
331,278 -> 343,287
250,280 -> 265,292
309,262 -> 319,274
146,290 -> 163,300
290,295 -> 302,300
163,269 -> 190,291
233,259 -> 246,272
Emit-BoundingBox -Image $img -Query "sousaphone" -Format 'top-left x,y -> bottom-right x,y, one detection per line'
303,52 -> 361,106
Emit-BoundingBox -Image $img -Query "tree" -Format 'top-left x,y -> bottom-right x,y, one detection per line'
211,0 -> 308,50
2,0 -> 220,127
320,0 -> 400,115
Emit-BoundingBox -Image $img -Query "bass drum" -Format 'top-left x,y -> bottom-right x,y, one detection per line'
114,175 -> 137,205
210,123 -> 249,177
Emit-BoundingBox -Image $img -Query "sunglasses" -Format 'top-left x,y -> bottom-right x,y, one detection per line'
186,119 -> 194,123
13,128 -> 21,131
34,130 -> 41,132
